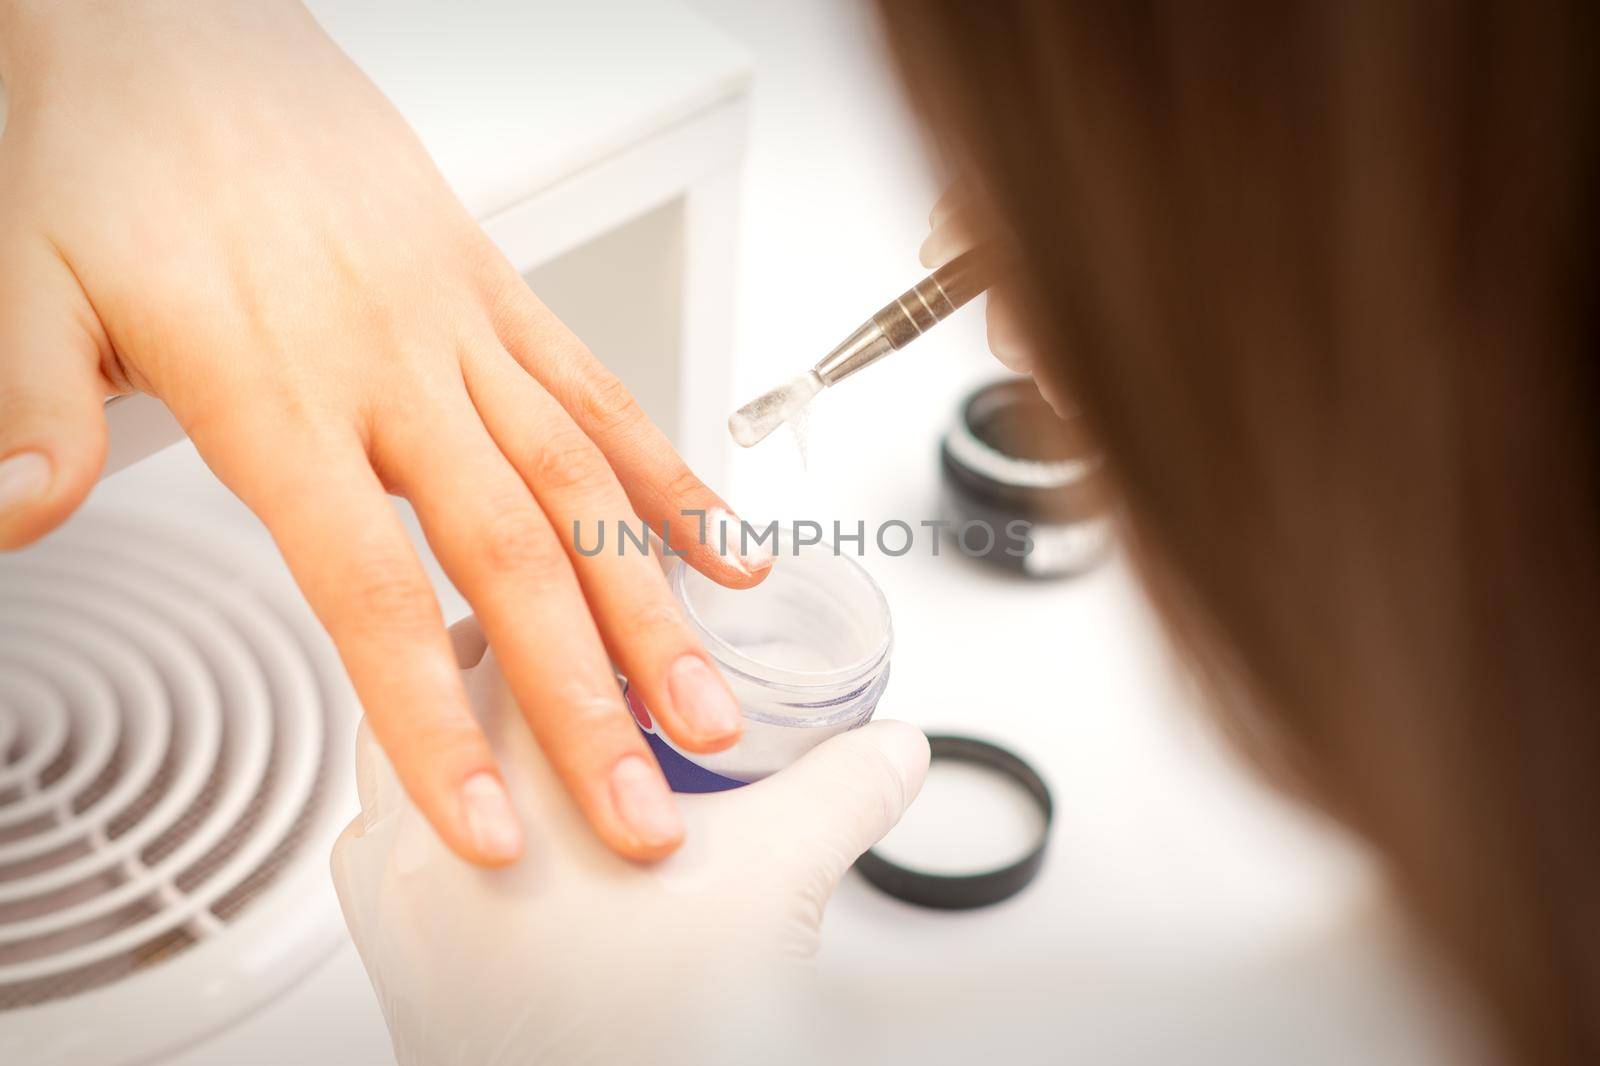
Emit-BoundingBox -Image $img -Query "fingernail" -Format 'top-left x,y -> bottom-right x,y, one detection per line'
990,334 -> 1037,374
0,451 -> 51,514
918,228 -> 964,270
460,772 -> 523,862
709,507 -> 773,574
668,655 -> 742,739
930,190 -> 965,228
610,755 -> 683,848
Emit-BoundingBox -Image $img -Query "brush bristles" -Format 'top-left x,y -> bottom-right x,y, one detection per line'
728,372 -> 822,448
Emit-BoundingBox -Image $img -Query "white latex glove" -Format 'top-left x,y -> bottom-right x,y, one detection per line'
331,627 -> 930,1066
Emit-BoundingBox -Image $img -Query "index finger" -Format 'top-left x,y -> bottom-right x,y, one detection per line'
481,275 -> 772,588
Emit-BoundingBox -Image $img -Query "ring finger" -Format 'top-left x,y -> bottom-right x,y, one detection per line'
373,389 -> 686,861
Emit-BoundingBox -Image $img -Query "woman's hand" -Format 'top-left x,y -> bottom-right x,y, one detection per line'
921,188 -> 1070,413
332,635 -> 930,1066
0,0 -> 769,865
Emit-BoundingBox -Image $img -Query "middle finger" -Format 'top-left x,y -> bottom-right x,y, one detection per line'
461,345 -> 745,753
374,390 -> 685,861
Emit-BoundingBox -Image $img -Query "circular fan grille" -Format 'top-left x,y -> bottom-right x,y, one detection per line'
0,510 -> 358,1060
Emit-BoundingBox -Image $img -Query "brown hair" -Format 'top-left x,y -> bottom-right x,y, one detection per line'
876,3 -> 1600,1063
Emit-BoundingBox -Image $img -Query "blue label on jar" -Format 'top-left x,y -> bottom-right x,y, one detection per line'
624,681 -> 746,793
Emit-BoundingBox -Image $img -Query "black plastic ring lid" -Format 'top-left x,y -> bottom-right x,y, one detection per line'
942,378 -> 1101,515
854,734 -> 1053,909
939,379 -> 1113,577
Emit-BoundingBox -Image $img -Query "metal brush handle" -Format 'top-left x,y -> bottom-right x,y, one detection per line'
812,248 -> 993,387
872,248 -> 990,349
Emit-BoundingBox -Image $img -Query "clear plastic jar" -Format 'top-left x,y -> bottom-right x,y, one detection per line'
624,531 -> 893,792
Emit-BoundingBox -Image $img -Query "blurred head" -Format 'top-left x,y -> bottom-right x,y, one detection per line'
876,3 -> 1600,1063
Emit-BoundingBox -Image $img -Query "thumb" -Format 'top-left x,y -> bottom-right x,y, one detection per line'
0,237 -> 110,549
746,720 -> 930,890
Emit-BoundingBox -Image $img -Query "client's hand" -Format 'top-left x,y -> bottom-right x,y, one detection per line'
331,628 -> 929,1066
0,0 -> 764,868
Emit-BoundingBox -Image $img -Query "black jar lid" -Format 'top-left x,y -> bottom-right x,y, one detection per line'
854,734 -> 1053,909
939,378 -> 1111,577
940,378 -> 1105,523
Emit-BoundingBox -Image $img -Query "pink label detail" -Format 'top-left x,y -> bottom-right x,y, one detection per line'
623,682 -> 653,732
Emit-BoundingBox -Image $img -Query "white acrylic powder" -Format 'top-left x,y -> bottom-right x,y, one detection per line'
706,506 -> 774,573
734,638 -> 836,674
728,371 -> 822,448
784,402 -> 811,468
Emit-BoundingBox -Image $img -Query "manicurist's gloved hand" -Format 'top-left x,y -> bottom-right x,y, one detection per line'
0,1 -> 768,866
331,633 -> 930,1066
